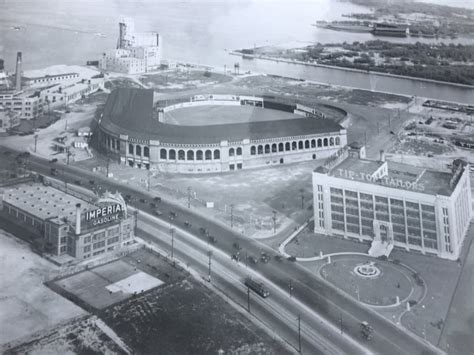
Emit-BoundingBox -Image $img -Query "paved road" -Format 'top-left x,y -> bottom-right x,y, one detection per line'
137,212 -> 366,355
1,146 -> 443,355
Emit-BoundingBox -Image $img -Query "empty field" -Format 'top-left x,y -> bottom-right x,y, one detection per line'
0,229 -> 85,346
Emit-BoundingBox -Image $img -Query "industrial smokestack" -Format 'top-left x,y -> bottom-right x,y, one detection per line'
380,150 -> 386,162
15,52 -> 22,91
75,203 -> 81,235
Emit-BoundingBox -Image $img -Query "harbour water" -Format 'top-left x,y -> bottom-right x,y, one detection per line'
1,0 -> 473,104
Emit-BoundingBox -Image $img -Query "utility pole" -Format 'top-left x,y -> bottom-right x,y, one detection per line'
34,134 -> 38,153
147,166 -> 151,192
208,250 -> 213,282
247,286 -> 250,312
340,313 -> 343,335
388,114 -> 391,129
289,279 -> 294,298
299,189 -> 304,209
364,131 -> 367,147
187,186 -> 191,208
377,121 -> 380,134
170,227 -> 175,260
106,157 -> 110,178
66,148 -> 71,165
230,204 -> 234,228
298,315 -> 302,353
272,210 -> 277,234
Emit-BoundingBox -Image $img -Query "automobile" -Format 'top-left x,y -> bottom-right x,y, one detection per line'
153,210 -> 163,216
3,151 -> 11,155
50,168 -> 59,176
124,194 -> 132,201
184,221 -> 191,227
199,227 -> 208,235
248,255 -> 259,264
150,202 -> 157,208
208,235 -> 217,244
74,180 -> 82,185
170,211 -> 178,219
139,198 -> 147,203
274,255 -> 284,262
49,158 -> 58,163
360,321 -> 373,341
233,242 -> 242,250
231,253 -> 241,262
260,253 -> 270,263
89,179 -> 95,185
153,196 -> 162,203
287,256 -> 297,262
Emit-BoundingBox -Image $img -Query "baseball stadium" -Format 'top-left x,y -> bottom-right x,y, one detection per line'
97,88 -> 348,174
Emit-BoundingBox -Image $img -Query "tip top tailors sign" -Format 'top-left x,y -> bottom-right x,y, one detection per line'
85,203 -> 123,226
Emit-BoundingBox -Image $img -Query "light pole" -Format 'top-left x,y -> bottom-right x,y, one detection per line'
289,279 -> 294,298
170,227 -> 175,260
247,286 -> 250,312
298,314 -> 302,353
187,186 -> 191,208
230,204 -> 234,228
34,134 -> 38,153
299,189 -> 304,209
272,210 -> 277,234
208,250 -> 213,282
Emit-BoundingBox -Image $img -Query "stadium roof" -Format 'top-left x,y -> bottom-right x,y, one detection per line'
100,88 -> 344,144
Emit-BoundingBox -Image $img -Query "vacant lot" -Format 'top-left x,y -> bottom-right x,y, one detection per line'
101,276 -> 290,355
0,229 -> 85,346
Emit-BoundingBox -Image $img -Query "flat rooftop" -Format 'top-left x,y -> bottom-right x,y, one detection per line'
2,183 -> 96,225
326,157 -> 457,196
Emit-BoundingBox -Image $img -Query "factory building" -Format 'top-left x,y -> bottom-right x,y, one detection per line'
0,179 -> 135,260
313,145 -> 472,260
99,18 -> 162,74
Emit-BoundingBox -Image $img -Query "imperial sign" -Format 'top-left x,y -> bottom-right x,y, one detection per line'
85,203 -> 123,226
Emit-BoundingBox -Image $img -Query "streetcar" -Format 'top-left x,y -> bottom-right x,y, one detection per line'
244,277 -> 270,298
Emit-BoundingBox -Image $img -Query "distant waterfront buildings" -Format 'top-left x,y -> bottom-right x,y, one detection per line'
99,17 -> 162,74
313,145 -> 472,260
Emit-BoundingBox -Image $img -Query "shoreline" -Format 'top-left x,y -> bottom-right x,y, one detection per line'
229,51 -> 474,90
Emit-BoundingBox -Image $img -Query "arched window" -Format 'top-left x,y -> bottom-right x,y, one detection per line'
330,137 -> 334,146
229,148 -> 235,157
265,144 -> 270,154
160,149 -> 167,160
136,145 -> 142,156
278,143 -> 284,152
271,143 -> 277,153
317,139 -> 322,147
250,146 -> 256,155
323,138 -> 328,147
205,150 -> 212,160
116,140 -> 120,150
285,142 -> 290,151
305,140 -> 310,149
129,143 -> 134,155
187,150 -> 194,160
169,149 -> 176,160
144,146 -> 150,157
292,141 -> 297,150
258,145 -> 263,155
236,147 -> 242,155
311,139 -> 316,148
298,141 -> 303,150
214,149 -> 220,159
178,150 -> 185,160
197,150 -> 203,160
335,137 -> 340,146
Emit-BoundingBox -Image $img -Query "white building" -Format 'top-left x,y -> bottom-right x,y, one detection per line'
0,90 -> 43,120
0,105 -> 20,132
99,17 -> 162,74
312,146 -> 472,260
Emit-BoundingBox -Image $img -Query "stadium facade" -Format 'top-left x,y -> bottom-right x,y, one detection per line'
312,145 -> 472,260
0,178 -> 135,260
98,88 -> 347,174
